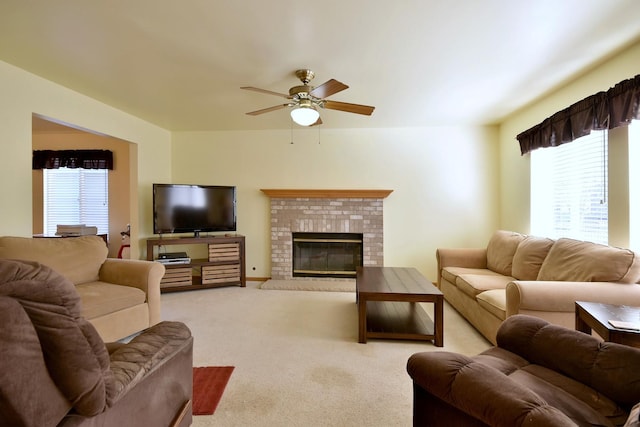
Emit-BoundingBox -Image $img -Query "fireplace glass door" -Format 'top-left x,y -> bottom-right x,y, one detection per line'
292,232 -> 363,278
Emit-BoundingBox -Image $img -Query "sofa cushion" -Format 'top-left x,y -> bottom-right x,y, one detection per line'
498,315 -> 640,408
456,273 -> 514,298
511,236 -> 554,280
509,365 -> 627,426
0,295 -> 72,426
476,289 -> 507,320
441,267 -> 502,286
473,345 -> 632,426
0,236 -> 108,285
473,346 -> 530,374
486,230 -> 525,276
0,260 -> 113,416
537,238 -> 640,283
76,281 -> 147,320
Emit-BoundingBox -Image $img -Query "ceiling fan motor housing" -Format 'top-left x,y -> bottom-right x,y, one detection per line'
297,98 -> 314,108
289,85 -> 314,100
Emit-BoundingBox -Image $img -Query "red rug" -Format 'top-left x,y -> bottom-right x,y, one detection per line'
192,366 -> 235,415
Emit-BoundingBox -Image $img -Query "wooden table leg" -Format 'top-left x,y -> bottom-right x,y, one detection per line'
575,304 -> 592,334
358,299 -> 367,343
434,297 -> 444,347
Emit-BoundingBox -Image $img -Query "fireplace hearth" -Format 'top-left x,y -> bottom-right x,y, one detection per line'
293,232 -> 363,278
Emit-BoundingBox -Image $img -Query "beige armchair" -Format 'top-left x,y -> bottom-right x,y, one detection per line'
0,259 -> 193,427
0,235 -> 164,341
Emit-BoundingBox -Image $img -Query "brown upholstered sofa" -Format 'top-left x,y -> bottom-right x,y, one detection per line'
407,315 -> 640,427
0,259 -> 193,427
437,230 -> 640,344
0,235 -> 164,341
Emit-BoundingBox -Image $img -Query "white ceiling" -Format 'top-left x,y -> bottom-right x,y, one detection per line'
2,1 -> 640,131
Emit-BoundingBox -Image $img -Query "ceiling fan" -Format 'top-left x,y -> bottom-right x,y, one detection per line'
241,69 -> 375,126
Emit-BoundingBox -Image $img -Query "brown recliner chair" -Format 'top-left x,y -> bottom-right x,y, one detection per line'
407,314 -> 640,427
0,259 -> 193,427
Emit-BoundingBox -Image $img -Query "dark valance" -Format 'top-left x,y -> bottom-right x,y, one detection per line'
32,150 -> 113,170
517,74 -> 640,155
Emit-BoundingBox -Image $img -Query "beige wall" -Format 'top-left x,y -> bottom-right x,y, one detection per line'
0,60 -> 172,258
498,39 -> 640,241
171,126 -> 500,280
0,57 -> 499,278
5,37 -> 637,275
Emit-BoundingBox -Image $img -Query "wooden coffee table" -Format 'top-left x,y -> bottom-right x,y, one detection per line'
356,266 -> 443,346
575,301 -> 640,348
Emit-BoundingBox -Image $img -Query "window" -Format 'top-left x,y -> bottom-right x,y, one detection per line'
43,168 -> 109,235
531,130 -> 608,244
630,121 -> 640,251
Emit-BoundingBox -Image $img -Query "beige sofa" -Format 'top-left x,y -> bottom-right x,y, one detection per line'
0,235 -> 164,341
437,230 -> 640,344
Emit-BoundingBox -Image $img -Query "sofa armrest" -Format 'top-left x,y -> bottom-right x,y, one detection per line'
99,259 -> 164,325
407,351 -> 576,427
436,248 -> 487,269
505,281 -> 640,316
108,321 -> 192,403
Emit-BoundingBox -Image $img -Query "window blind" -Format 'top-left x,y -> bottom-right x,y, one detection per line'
43,168 -> 109,235
531,130 -> 608,244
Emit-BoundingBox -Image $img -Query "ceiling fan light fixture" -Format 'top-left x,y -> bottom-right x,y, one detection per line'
290,105 -> 319,126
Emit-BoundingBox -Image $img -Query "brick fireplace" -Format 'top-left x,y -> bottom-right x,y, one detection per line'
261,189 -> 393,280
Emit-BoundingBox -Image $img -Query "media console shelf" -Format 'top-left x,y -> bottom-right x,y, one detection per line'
146,235 -> 246,293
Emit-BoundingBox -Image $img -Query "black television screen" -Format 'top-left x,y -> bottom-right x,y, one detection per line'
153,184 -> 236,236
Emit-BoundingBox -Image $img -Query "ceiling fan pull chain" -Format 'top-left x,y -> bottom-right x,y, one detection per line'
290,120 -> 294,144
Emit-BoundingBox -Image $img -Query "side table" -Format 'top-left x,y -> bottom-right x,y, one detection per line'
575,301 -> 640,348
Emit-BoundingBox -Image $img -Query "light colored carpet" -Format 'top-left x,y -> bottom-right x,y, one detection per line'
259,279 -> 355,292
161,282 -> 491,427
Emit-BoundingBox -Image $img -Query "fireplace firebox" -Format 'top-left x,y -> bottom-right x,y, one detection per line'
292,232 -> 363,278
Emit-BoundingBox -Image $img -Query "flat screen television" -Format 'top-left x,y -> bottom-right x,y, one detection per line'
153,184 -> 236,236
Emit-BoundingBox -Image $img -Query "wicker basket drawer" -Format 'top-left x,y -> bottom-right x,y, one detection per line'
208,243 -> 240,262
201,264 -> 241,284
160,267 -> 192,288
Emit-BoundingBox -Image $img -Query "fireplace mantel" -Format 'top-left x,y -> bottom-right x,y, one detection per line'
260,189 -> 393,199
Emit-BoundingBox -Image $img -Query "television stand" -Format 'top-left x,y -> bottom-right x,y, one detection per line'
146,235 -> 245,293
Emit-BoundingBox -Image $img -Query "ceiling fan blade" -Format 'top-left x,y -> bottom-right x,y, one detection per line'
241,86 -> 291,99
310,117 -> 323,126
322,100 -> 375,116
246,104 -> 289,115
309,79 -> 349,99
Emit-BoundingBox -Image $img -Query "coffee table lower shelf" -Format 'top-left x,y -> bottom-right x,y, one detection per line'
363,301 -> 436,342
